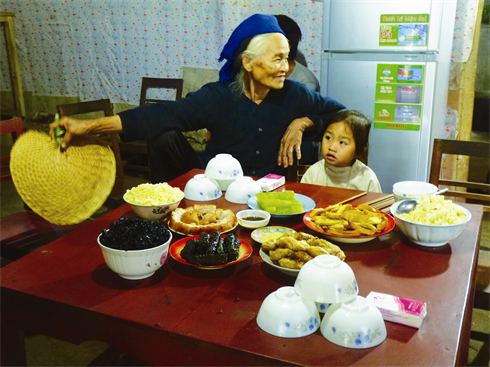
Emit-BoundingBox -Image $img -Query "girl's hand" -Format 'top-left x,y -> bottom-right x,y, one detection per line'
278,118 -> 314,168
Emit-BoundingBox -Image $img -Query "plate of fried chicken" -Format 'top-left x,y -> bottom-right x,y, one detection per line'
259,231 -> 345,276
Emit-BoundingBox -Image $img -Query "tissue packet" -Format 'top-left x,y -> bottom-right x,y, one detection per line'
366,291 -> 427,329
256,174 -> 285,192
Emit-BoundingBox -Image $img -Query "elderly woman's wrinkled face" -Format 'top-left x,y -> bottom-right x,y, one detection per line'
244,33 -> 289,90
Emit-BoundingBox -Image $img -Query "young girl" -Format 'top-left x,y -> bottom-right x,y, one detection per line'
300,110 -> 382,192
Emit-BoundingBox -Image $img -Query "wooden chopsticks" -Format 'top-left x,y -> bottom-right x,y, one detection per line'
336,192 -> 367,205
363,194 -> 395,212
334,192 -> 395,212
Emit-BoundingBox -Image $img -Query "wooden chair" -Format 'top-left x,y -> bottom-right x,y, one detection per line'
117,77 -> 184,179
57,99 -> 148,210
429,138 -> 490,312
139,77 -> 183,106
286,158 -> 313,182
0,118 -> 88,261
429,139 -> 490,211
286,139 -> 326,182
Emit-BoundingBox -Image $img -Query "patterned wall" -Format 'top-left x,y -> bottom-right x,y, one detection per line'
452,0 -> 481,63
0,0 -> 479,107
0,0 -> 323,105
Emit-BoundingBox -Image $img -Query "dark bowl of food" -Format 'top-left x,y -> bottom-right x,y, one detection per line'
97,217 -> 172,280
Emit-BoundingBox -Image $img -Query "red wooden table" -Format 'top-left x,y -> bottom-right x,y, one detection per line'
1,169 -> 483,366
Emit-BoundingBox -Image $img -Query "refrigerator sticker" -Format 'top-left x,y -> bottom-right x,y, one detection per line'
396,86 -> 422,104
379,14 -> 429,47
374,64 -> 424,131
376,65 -> 423,84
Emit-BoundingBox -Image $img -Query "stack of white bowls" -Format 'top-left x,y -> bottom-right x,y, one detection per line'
183,154 -> 264,203
257,255 -> 387,349
183,154 -> 247,201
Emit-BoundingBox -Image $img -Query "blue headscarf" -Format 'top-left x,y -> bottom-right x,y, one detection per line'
218,14 -> 285,82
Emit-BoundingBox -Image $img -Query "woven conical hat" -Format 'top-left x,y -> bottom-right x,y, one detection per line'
10,130 -> 116,225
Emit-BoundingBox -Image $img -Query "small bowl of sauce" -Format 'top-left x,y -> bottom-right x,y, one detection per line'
242,216 -> 265,221
236,209 -> 271,229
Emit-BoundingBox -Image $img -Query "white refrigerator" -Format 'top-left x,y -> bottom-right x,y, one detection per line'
321,0 -> 457,193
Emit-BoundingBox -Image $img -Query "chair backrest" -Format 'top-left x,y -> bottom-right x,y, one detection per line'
286,140 -> 324,182
139,77 -> 184,106
286,160 -> 311,182
429,138 -> 490,211
0,117 -> 24,182
57,99 -> 124,177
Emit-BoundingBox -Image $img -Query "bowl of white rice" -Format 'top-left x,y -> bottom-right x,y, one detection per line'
123,183 -> 185,221
390,195 -> 471,247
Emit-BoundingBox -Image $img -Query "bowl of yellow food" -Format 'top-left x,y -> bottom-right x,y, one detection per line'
124,183 -> 185,221
390,195 -> 471,247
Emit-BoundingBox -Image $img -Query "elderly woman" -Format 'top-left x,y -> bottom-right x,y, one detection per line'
50,14 -> 345,183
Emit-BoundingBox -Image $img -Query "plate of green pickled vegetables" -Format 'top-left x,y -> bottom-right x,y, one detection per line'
247,191 -> 316,218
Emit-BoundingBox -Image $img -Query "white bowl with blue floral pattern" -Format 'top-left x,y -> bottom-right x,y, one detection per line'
204,153 -> 243,190
320,295 -> 387,349
257,286 -> 320,338
225,176 -> 262,204
184,174 -> 222,201
294,255 -> 358,304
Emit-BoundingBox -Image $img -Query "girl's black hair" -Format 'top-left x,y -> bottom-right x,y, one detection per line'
325,110 -> 372,158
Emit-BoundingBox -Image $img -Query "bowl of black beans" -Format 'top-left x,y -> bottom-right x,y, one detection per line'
97,217 -> 172,280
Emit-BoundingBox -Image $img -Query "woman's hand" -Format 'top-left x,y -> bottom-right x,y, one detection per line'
49,116 -> 92,149
49,115 -> 123,149
278,117 -> 314,168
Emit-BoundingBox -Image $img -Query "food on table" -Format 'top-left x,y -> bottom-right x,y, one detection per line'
261,232 -> 345,270
309,204 -> 388,237
260,232 -> 287,243
124,183 -> 184,205
180,231 -> 241,265
99,217 -> 171,250
255,191 -> 303,214
398,195 -> 468,225
168,204 -> 238,235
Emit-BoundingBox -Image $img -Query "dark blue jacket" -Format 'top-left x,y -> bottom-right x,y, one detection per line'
119,80 -> 345,177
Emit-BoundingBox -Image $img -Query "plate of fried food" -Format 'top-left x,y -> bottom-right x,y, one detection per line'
170,231 -> 252,269
168,204 -> 238,236
303,204 -> 395,243
259,231 -> 346,276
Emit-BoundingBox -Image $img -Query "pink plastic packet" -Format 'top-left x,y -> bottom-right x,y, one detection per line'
256,174 -> 285,192
366,291 -> 427,329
